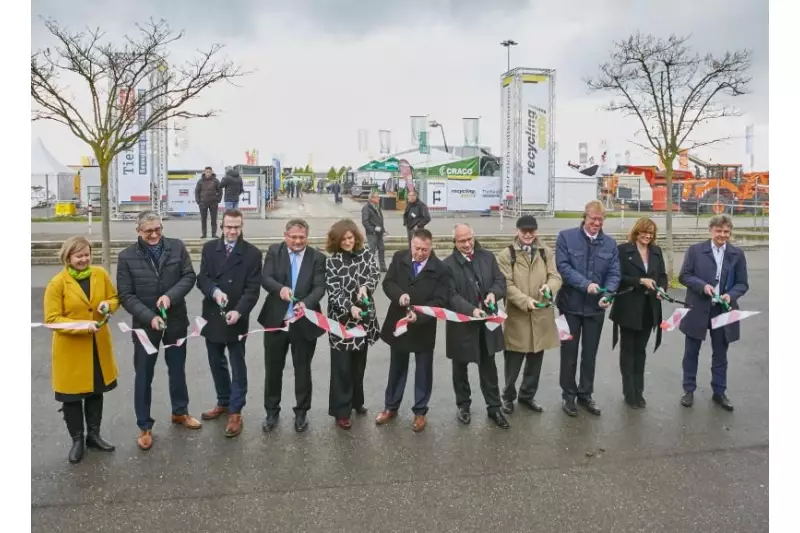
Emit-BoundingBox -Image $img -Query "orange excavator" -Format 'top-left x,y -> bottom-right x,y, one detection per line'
616,153 -> 769,214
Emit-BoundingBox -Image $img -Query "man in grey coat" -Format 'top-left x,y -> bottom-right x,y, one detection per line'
195,166 -> 222,238
361,192 -> 387,272
220,168 -> 244,210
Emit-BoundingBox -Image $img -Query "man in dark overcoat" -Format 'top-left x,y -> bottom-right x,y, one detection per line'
678,214 -> 749,411
376,228 -> 450,433
196,208 -> 263,437
442,223 -> 510,429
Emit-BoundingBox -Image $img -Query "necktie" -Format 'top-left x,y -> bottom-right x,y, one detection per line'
413,261 -> 421,276
288,252 -> 299,318
226,243 -> 234,258
467,253 -> 474,261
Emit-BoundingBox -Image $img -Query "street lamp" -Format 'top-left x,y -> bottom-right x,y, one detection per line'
429,120 -> 449,154
500,39 -> 518,72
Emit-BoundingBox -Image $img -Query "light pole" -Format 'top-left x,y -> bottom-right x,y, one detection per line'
429,120 -> 449,154
500,39 -> 518,72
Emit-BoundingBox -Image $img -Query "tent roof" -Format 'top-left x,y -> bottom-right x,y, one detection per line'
31,138 -> 75,175
390,147 -> 462,168
169,145 -> 221,171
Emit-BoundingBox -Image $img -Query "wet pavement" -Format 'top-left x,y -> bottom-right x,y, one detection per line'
30,250 -> 769,532
30,193 -> 768,241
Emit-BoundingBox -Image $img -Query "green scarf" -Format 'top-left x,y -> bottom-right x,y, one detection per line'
67,266 -> 92,280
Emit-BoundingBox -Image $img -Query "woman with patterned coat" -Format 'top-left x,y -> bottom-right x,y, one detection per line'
324,219 -> 381,430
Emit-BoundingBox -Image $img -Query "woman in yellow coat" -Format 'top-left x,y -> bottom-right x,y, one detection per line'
44,236 -> 120,464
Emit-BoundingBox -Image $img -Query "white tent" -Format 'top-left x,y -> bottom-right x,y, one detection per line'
31,138 -> 76,207
390,147 -> 462,168
169,145 -> 221,171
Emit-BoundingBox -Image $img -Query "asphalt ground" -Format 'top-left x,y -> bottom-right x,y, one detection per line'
30,250 -> 769,532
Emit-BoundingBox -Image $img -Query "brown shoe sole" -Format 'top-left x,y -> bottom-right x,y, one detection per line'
172,417 -> 203,429
201,408 -> 228,420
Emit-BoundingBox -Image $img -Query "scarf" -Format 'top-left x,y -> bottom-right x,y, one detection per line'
141,238 -> 164,264
67,266 -> 92,280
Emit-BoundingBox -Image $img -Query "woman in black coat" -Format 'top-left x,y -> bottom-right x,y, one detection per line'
609,217 -> 668,409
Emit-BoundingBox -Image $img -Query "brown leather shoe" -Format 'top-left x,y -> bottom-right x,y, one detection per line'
225,414 -> 243,438
412,415 -> 427,433
171,414 -> 202,429
375,410 -> 396,425
201,405 -> 228,420
137,429 -> 153,450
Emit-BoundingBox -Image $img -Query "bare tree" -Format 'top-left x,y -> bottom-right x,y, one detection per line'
31,18 -> 247,269
586,33 -> 751,279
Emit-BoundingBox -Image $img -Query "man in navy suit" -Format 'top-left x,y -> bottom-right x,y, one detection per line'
678,215 -> 749,411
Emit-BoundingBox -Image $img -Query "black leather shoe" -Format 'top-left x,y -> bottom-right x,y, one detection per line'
456,408 -> 471,425
519,398 -> 543,413
294,413 -> 309,432
637,396 -> 647,408
86,432 -> 115,452
680,392 -> 694,407
501,400 -> 514,414
712,393 -> 734,412
354,405 -> 368,415
489,411 -> 510,429
624,397 -> 640,409
562,398 -> 578,417
68,436 -> 85,464
262,413 -> 279,432
577,397 -> 602,416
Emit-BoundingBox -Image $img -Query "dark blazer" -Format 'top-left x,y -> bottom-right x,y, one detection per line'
678,240 -> 749,343
380,250 -> 450,353
402,200 -> 431,230
361,202 -> 386,236
442,243 -> 506,364
196,237 -> 263,344
257,242 -> 327,341
117,237 -> 196,336
609,242 -> 669,350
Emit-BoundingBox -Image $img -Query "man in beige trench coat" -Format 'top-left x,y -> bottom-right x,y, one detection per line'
497,215 -> 563,414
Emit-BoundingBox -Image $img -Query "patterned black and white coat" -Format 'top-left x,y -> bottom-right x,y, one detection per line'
325,248 -> 381,351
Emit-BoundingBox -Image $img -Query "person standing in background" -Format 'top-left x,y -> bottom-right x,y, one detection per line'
402,190 -> 431,246
196,166 -> 222,239
362,192 -> 387,272
220,168 -> 244,210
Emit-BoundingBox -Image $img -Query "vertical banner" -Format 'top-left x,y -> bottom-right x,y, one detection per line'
519,73 -> 552,205
114,82 -> 153,203
419,131 -> 429,154
410,116 -> 427,145
500,75 -> 516,200
379,130 -> 391,155
463,117 -> 480,147
357,129 -> 369,152
578,142 -> 588,165
398,159 -> 414,193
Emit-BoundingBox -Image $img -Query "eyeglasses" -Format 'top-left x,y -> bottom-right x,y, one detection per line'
455,237 -> 474,244
140,227 -> 163,236
223,225 -> 242,231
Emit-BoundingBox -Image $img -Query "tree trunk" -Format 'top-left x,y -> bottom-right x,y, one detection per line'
99,162 -> 112,272
664,163 -> 675,282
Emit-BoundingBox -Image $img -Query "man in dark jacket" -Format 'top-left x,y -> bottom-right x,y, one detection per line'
678,215 -> 749,411
443,223 -> 510,429
220,168 -> 244,210
196,209 -> 263,437
195,166 -> 222,238
258,218 -> 327,432
376,228 -> 450,433
555,200 -> 621,417
116,211 -> 200,451
361,192 -> 387,271
402,190 -> 431,245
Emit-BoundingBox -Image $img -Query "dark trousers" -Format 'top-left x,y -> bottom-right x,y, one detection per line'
206,339 -> 248,414
619,307 -> 654,402
559,313 -> 605,400
264,329 -> 317,416
61,394 -> 104,437
133,333 -> 189,430
329,347 -> 368,419
682,313 -> 729,395
502,350 -> 544,402
452,342 -> 502,414
384,348 -> 434,415
199,203 -> 219,237
366,233 -> 386,269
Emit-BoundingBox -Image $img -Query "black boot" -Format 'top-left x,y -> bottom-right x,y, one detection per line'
84,395 -> 115,452
61,402 -> 85,464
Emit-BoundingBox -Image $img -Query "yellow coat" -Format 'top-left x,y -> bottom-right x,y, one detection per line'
44,267 -> 120,395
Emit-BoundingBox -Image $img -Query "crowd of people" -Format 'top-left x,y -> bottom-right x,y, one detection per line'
43,199 -> 749,464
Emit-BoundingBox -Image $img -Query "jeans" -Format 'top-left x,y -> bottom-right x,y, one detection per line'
224,201 -> 238,210
133,332 -> 190,430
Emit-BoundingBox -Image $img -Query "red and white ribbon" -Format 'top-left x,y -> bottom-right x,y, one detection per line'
554,313 -> 573,341
661,308 -> 690,331
118,317 -> 207,355
237,308 -> 366,340
393,305 -> 506,337
711,310 -> 760,329
31,321 -> 96,330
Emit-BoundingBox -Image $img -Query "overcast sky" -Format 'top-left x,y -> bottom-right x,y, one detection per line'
31,0 -> 769,173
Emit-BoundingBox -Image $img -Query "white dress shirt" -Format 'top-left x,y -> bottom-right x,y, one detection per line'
711,242 -> 726,293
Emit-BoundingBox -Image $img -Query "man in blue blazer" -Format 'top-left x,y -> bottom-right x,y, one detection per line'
678,215 -> 749,411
